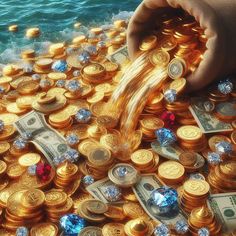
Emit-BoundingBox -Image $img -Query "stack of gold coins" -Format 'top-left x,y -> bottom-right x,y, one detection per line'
102,223 -> 126,236
179,151 -> 205,173
3,189 -> 45,231
71,35 -> 87,48
77,199 -> 107,223
8,24 -> 18,32
44,189 -> 73,223
48,111 -> 73,129
54,161 -> 79,189
33,58 -> 53,74
158,160 -> 185,186
26,27 -> 40,38
208,161 -> 236,193
21,49 -> 36,61
180,179 -> 210,213
49,43 -> 66,59
188,205 -> 222,236
208,87 -> 229,103
87,123 -> 107,140
30,223 -> 59,236
86,147 -> 114,179
131,149 -> 159,173
103,61 -> 119,79
139,116 -> 164,141
124,218 -> 154,236
18,152 -> 41,168
177,125 -> 207,152
2,64 -> 23,78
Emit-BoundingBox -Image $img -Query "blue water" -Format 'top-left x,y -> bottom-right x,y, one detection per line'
0,0 -> 140,63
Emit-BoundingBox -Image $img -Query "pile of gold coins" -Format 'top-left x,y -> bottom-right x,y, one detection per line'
0,7 -> 235,236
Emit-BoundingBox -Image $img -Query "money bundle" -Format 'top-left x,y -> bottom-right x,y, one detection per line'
0,7 -> 235,236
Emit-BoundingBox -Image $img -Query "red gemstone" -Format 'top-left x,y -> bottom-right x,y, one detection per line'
160,111 -> 176,128
36,162 -> 51,181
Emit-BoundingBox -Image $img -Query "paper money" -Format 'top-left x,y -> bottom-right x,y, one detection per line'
208,192 -> 236,233
151,141 -> 183,161
107,45 -> 130,65
189,103 -> 233,133
132,174 -> 187,225
14,111 -> 70,168
86,178 -> 122,203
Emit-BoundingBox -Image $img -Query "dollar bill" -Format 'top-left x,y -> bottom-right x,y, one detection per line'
86,178 -> 122,203
106,45 -> 130,65
14,111 -> 70,168
132,174 -> 187,225
151,141 -> 183,161
208,192 -> 236,233
189,103 -> 233,134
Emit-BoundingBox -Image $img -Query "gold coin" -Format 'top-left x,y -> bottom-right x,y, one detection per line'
131,149 -> 153,166
79,226 -> 102,236
102,223 -> 125,236
208,135 -> 231,152
183,179 -> 210,196
87,91 -> 104,103
169,78 -> 186,93
140,117 -> 164,130
78,139 -> 100,157
96,115 -> 118,129
18,153 -> 41,167
45,189 -> 67,208
95,83 -> 112,94
47,72 -> 67,81
0,113 -> 19,125
83,63 -> 105,77
100,133 -> 120,151
139,35 -> 157,51
16,96 -> 34,109
149,49 -> 170,67
90,27 -> 103,35
220,161 -> 236,178
47,87 -> 66,97
103,61 -> 119,73
86,199 -> 108,214
7,162 -> 26,179
21,189 -> 45,209
104,205 -> 126,221
8,24 -> 18,32
167,58 -> 186,79
0,160 -> 7,175
231,130 -> 236,144
123,202 -> 147,219
0,76 -> 12,84
17,80 -> 39,95
179,152 -> 197,166
158,161 -> 185,180
30,223 -> 58,236
67,124 -> 89,140
6,103 -> 27,115
177,125 -> 202,141
88,147 -> 112,166
49,112 -> 70,124
0,142 -> 10,154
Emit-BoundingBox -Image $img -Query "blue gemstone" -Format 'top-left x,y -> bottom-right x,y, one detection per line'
218,80 -> 233,95
155,128 -> 176,147
102,185 -> 121,202
154,224 -> 170,236
60,214 -> 87,235
75,108 -> 92,123
32,74 -> 41,80
39,79 -> 51,88
0,86 -> 5,94
66,133 -> 79,146
116,166 -> 128,177
78,51 -> 90,64
175,220 -> 189,234
16,226 -> 29,236
56,79 -> 66,88
82,175 -> 94,186
13,137 -> 27,150
215,141 -> 232,154
85,45 -> 98,56
0,120 -> 4,132
63,148 -> 79,163
207,152 -> 222,165
65,80 -> 81,93
164,89 -> 177,103
52,60 -> 68,72
53,155 -> 66,166
198,227 -> 209,236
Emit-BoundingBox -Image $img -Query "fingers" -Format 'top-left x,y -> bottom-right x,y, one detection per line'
127,0 -> 169,60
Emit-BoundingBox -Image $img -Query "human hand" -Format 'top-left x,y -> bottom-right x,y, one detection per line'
127,0 -> 236,91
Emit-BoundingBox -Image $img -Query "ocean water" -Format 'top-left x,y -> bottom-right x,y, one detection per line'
0,0 -> 140,63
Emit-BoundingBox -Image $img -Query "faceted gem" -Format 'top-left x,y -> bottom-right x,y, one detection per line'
85,45 -> 98,56
198,227 -> 209,236
52,60 -> 68,72
56,79 -> 66,88
0,120 -> 4,132
82,175 -> 95,186
207,152 -> 222,165
53,155 -> 66,166
28,164 -> 37,176
175,220 -> 189,234
218,80 -> 233,95
102,185 -> 121,202
215,141 -> 232,154
21,131 -> 32,140
189,173 -> 205,180
66,133 -> 79,146
32,74 -> 41,80
13,137 -> 27,150
63,148 -> 79,163
75,108 -> 92,123
78,51 -> 90,65
116,166 -> 128,177
155,128 -> 176,147
160,111 -> 176,128
154,224 -> 170,236
36,162 -> 51,181
39,79 -> 51,89
164,89 -> 177,103
16,227 -> 29,236
65,79 -> 81,93
150,187 -> 178,209
60,214 -> 87,235
73,70 -> 80,77
0,86 -> 5,94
